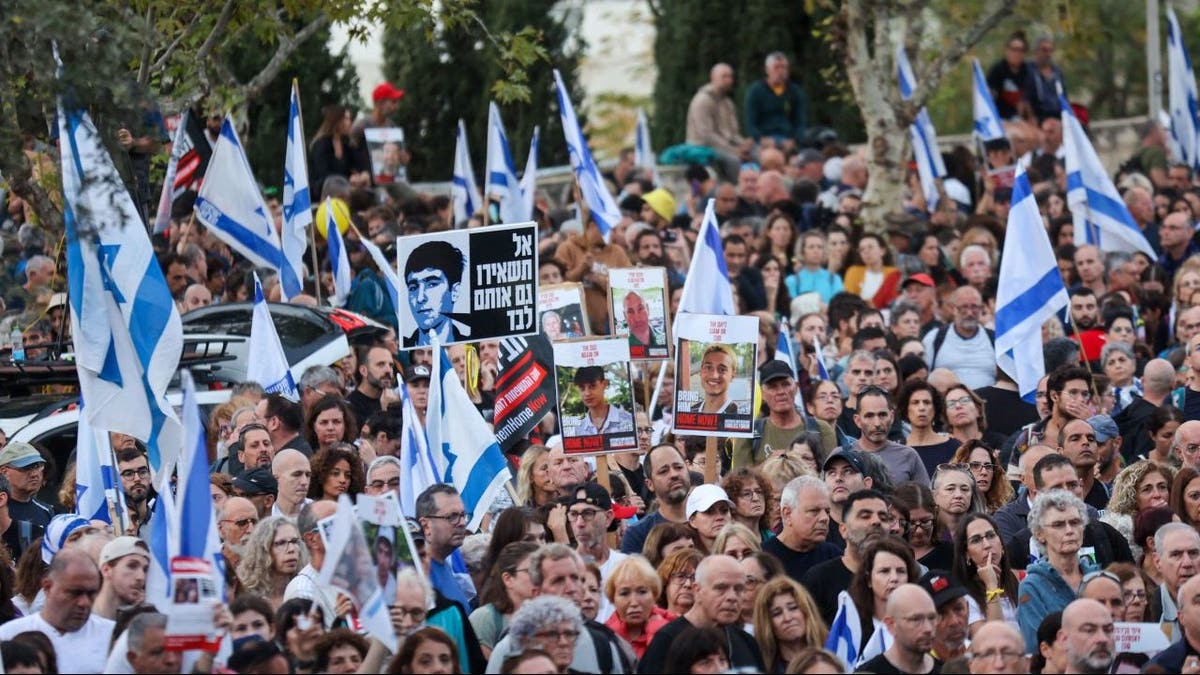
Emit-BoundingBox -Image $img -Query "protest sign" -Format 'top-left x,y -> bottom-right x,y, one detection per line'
1111,622 -> 1171,655
554,338 -> 637,454
164,557 -> 223,651
494,333 -> 558,450
364,127 -> 407,185
319,494 -> 398,652
609,267 -> 670,360
398,222 -> 537,348
357,492 -> 422,604
672,313 -> 758,437
538,283 -> 590,341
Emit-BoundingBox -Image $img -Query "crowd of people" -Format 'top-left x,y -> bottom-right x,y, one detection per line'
3,26 -> 1200,675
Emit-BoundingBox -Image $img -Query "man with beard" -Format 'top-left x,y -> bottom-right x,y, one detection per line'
255,394 -> 311,456
803,488 -> 889,624
236,424 -> 275,473
845,387 -> 928,485
417,484 -> 474,612
91,537 -> 149,620
638,555 -> 765,673
922,285 -> 996,389
348,345 -> 398,424
1067,287 -> 1106,363
567,482 -> 631,621
1059,598 -> 1115,674
217,496 -> 258,596
284,500 -> 342,628
919,570 -> 971,662
764,476 -> 839,584
820,450 -> 875,551
1148,574 -> 1200,671
116,448 -> 156,536
856,584 -> 942,674
620,444 -> 691,554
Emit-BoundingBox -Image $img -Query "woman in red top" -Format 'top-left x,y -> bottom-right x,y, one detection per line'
604,556 -> 672,659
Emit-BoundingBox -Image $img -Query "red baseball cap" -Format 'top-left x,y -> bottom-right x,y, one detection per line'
903,273 -> 935,289
372,82 -> 405,103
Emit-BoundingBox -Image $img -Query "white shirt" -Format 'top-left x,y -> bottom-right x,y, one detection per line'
594,549 -> 629,623
922,325 -> 997,390
568,405 -> 634,436
272,498 -> 312,520
284,564 -> 338,628
0,612 -> 114,673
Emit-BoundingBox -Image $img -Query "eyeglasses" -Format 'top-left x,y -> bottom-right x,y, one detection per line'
388,605 -> 427,621
967,461 -> 996,472
272,538 -> 301,550
966,530 -> 999,547
909,517 -> 935,530
533,628 -> 580,643
945,396 -> 974,409
670,573 -> 695,585
120,467 -> 151,479
368,478 -> 401,490
221,517 -> 258,529
967,649 -> 1024,663
738,489 -> 765,501
1123,589 -> 1148,602
636,426 -> 654,435
568,508 -> 602,522
814,393 -> 841,402
425,512 -> 470,524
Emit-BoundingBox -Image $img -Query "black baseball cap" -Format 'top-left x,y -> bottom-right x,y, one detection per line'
573,366 -> 606,385
918,569 -> 969,610
233,468 -> 278,495
564,482 -> 637,531
823,449 -> 868,476
759,359 -> 794,385
404,364 -> 432,384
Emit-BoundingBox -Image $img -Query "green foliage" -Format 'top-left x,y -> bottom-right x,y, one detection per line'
651,0 -> 862,149
556,364 -> 633,418
381,3 -> 583,180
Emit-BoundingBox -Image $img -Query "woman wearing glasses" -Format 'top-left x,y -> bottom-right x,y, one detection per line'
238,517 -> 308,610
897,380 -> 960,478
942,384 -> 1007,449
952,513 -> 1020,636
722,468 -> 774,541
1016,490 -> 1098,651
1100,461 -> 1174,560
504,595 -> 585,674
469,541 -> 539,659
892,482 -> 955,570
1105,562 -> 1153,622
948,440 -> 1013,513
657,548 -> 704,618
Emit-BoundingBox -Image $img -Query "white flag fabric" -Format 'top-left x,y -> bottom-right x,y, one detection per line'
175,370 -> 226,599
153,109 -> 190,233
1167,7 -> 1200,170
452,119 -> 481,226
673,199 -> 735,334
553,69 -> 622,241
1061,94 -> 1158,259
972,58 -> 1007,142
280,81 -> 311,300
485,102 -> 525,224
398,381 -> 439,519
424,336 -> 510,532
247,272 -> 299,399
520,125 -> 540,220
995,165 -> 1069,401
825,590 -> 863,669
319,495 -> 398,652
635,108 -> 661,184
59,102 -> 182,488
359,237 -> 402,329
896,44 -> 947,209
74,404 -> 125,526
324,198 -> 353,306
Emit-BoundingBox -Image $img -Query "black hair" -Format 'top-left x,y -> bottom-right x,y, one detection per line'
404,240 -> 465,285
663,626 -> 729,673
842,488 -> 888,521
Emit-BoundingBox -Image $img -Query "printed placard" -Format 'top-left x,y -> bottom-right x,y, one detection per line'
1111,622 -> 1171,655
554,338 -> 636,454
538,282 -> 590,341
672,313 -> 758,437
398,222 -> 537,348
357,492 -> 423,602
609,267 -> 670,360
494,333 -> 558,450
164,557 -> 224,652
364,127 -> 407,185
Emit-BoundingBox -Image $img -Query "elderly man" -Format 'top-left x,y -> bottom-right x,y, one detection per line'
271,449 -> 311,519
922,286 -> 996,389
857,584 -> 941,673
919,571 -> 971,662
1116,358 -> 1175,461
364,456 -> 401,497
0,549 -> 113,672
180,284 -> 212,314
967,621 -> 1028,674
1149,574 -> 1200,671
1149,522 -> 1200,625
126,613 -> 182,674
959,245 -> 993,290
639,555 -> 765,673
744,51 -> 807,149
1060,598 -> 1115,675
1078,570 -> 1124,619
764,476 -> 840,583
547,443 -> 591,498
994,444 -> 1056,545
732,360 -> 833,469
686,63 -> 752,180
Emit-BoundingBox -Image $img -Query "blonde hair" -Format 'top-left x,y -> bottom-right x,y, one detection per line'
604,555 -> 662,603
760,452 -> 813,486
713,522 -> 763,553
515,445 -> 551,505
753,576 -> 828,668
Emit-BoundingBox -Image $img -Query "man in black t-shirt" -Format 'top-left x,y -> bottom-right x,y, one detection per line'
855,584 -> 942,674
804,489 -> 889,624
762,476 -> 840,582
347,345 -> 398,425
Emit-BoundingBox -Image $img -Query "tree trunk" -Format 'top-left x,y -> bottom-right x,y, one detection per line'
861,114 -> 909,232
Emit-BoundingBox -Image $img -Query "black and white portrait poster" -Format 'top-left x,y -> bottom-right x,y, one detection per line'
398,221 -> 537,349
494,333 -> 558,450
538,283 -> 590,341
609,267 -> 670,360
553,338 -> 637,454
363,127 -> 406,185
672,313 -> 758,438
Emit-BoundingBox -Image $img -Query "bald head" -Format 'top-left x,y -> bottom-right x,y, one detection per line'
48,548 -> 100,582
1142,358 -> 1177,397
1020,445 -> 1057,489
1062,597 -> 1112,630
968,621 -> 1026,674
710,63 -> 734,93
886,583 -> 934,619
309,499 -> 337,521
1060,598 -> 1115,673
272,448 -> 307,476
694,553 -> 740,586
928,368 -> 960,394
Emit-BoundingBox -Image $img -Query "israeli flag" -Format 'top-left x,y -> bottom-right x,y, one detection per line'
324,198 -> 353,306
1167,6 -> 1200,170
145,476 -> 178,605
59,101 -> 183,488
520,125 -> 540,220
635,108 -> 660,184
247,272 -> 298,400
398,381 -> 439,518
825,590 -> 863,669
195,116 -> 283,271
485,102 -> 526,224
452,119 -> 481,226
74,404 -> 125,526
176,370 -> 226,599
424,335 -> 511,532
359,237 -> 402,328
1062,94 -> 1158,259
896,44 -> 947,208
996,165 -> 1069,402
280,80 -> 311,300
674,199 -> 735,333
553,69 -> 622,242
972,58 -> 1006,142
775,320 -> 797,377
814,336 -> 831,381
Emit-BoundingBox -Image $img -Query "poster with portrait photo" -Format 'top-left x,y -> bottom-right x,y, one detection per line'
672,313 -> 758,437
538,283 -> 590,341
398,221 -> 538,349
609,267 -> 670,360
553,338 -> 636,454
364,127 -> 407,185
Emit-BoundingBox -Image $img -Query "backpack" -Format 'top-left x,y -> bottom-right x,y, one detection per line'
929,324 -> 995,369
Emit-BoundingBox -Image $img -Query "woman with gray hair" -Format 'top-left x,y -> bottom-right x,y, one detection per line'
1100,340 -> 1139,414
237,517 -> 308,610
506,595 -> 584,673
1015,490 -> 1097,651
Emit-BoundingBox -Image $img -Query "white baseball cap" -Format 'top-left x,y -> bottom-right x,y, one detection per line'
685,484 -> 733,520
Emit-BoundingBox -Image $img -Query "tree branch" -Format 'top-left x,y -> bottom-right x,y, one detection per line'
196,0 -> 237,65
910,0 -> 1017,111
645,0 -> 662,20
137,5 -> 157,87
151,13 -> 200,74
239,13 -> 330,102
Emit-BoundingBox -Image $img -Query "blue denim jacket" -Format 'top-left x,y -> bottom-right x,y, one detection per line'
1016,558 -> 1100,651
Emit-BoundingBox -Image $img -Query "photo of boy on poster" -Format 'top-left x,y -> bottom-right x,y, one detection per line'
672,313 -> 758,438
554,338 -> 637,453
